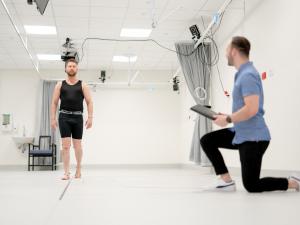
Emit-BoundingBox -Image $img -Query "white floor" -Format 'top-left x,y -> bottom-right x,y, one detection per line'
0,167 -> 299,225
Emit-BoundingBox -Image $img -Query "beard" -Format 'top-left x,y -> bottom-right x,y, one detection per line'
67,70 -> 77,77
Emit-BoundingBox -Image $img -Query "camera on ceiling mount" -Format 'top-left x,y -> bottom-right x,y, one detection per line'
189,24 -> 201,43
61,37 -> 79,62
27,0 -> 49,15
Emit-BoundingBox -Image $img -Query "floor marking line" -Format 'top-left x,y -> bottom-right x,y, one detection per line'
59,178 -> 72,200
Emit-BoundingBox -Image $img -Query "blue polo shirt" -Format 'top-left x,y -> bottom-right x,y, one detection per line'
230,61 -> 271,144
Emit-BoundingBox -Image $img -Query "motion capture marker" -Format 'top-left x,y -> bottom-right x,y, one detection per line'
194,87 -> 207,101
213,13 -> 220,24
262,71 -> 267,80
262,70 -> 275,81
59,178 -> 72,200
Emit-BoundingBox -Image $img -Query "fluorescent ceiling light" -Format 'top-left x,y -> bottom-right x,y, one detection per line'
113,55 -> 137,63
37,54 -> 61,61
24,25 -> 57,35
120,28 -> 152,38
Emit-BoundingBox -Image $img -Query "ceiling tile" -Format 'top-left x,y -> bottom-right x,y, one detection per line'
90,6 -> 127,19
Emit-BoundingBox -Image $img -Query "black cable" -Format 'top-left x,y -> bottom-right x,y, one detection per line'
199,15 -> 230,97
78,14 -> 228,96
199,16 -> 219,66
216,64 -> 226,93
79,36 -> 227,94
79,36 -> 223,68
207,35 -> 228,96
79,12 -> 226,63
79,37 -> 201,62
199,36 -> 219,67
199,11 -> 228,96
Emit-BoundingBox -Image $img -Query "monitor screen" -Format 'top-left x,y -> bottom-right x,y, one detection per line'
35,0 -> 49,15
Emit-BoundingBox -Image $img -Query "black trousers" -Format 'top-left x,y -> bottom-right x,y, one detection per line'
200,128 -> 288,193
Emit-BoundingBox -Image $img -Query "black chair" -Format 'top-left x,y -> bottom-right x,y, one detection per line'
28,136 -> 57,171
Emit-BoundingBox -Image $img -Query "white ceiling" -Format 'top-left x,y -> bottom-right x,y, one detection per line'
0,0 -> 245,72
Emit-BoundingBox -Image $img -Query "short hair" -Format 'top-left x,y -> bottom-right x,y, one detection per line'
231,36 -> 251,57
65,58 -> 78,68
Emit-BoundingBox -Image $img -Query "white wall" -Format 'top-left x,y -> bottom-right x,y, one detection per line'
80,87 -> 182,164
0,70 -> 184,166
0,70 -> 40,165
211,0 -> 300,171
179,82 -> 200,164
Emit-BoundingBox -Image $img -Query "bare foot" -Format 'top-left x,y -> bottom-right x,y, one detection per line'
61,173 -> 70,180
75,171 -> 81,179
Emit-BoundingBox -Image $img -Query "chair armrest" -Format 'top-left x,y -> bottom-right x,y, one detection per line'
28,143 -> 39,150
51,143 -> 57,155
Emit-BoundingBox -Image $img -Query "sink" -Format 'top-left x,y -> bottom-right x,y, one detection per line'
12,136 -> 34,153
12,136 -> 34,145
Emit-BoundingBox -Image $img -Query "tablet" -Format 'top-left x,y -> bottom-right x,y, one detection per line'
190,104 -> 217,120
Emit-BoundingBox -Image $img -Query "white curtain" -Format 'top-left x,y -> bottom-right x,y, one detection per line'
34,80 -> 60,167
175,41 -> 212,165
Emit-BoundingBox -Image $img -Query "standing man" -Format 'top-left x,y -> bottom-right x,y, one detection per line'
51,58 -> 93,180
200,36 -> 300,192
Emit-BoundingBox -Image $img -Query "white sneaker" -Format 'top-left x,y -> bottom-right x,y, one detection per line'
288,175 -> 300,191
204,178 -> 236,192
215,179 -> 236,192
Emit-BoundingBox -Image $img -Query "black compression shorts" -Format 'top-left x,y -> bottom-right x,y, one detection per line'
58,113 -> 83,139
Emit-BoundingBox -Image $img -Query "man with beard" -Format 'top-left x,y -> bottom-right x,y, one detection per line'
51,58 -> 93,180
200,36 -> 300,192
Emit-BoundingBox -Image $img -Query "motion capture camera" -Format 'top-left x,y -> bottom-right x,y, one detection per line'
173,76 -> 180,92
189,24 -> 201,42
27,0 -> 49,15
61,38 -> 79,62
61,52 -> 79,62
99,70 -> 106,83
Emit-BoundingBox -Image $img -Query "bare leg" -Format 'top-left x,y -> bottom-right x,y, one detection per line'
72,138 -> 82,178
61,137 -> 71,180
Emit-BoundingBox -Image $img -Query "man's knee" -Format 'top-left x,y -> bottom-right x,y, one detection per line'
243,180 -> 261,193
73,140 -> 82,150
200,133 -> 213,149
62,144 -> 71,151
